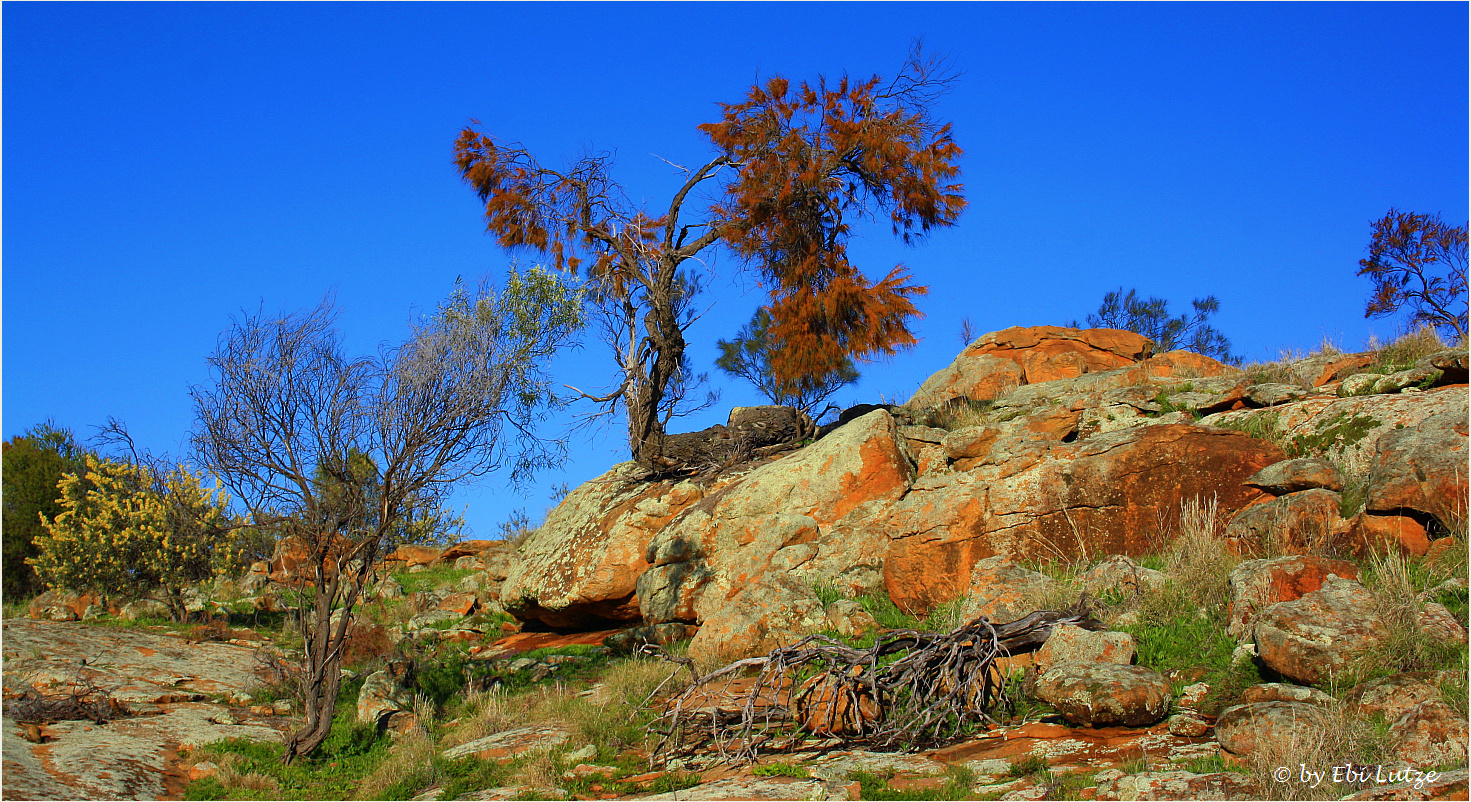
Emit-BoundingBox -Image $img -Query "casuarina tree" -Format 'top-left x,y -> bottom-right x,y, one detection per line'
453,45 -> 965,470
1073,288 -> 1237,364
1358,209 -> 1468,343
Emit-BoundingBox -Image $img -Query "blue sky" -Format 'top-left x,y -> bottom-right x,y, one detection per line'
5,2 -> 1467,539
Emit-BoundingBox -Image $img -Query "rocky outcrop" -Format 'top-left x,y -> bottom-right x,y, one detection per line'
881,424 -> 1281,611
641,409 -> 910,641
1200,384 -> 1466,478
357,663 -> 416,727
483,327 -> 1462,669
2,619 -> 283,801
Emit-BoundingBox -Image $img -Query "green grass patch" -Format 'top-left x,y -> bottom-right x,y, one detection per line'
391,566 -> 479,596
849,765 -> 976,801
1006,754 -> 1049,778
854,591 -> 960,632
751,761 -> 810,778
1177,750 -> 1251,775
185,678 -> 396,800
186,715 -> 391,799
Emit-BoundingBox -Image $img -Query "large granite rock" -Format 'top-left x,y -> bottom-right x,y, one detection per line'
1253,575 -> 1389,686
500,463 -> 704,629
1226,554 -> 1361,638
1215,700 -> 1331,757
881,424 -> 1282,612
1030,663 -> 1171,727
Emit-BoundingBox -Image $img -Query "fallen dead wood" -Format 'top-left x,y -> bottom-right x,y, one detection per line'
3,682 -> 129,726
646,601 -> 1102,765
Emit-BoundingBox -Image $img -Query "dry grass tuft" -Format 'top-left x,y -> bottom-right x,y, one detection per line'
209,752 -> 283,796
1353,545 -> 1468,684
352,725 -> 438,800
1244,702 -> 1393,801
1163,495 -> 1240,611
905,398 -> 996,431
1365,325 -> 1448,372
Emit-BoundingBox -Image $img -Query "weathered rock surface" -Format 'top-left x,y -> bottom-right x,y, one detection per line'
1031,663 -> 1171,727
1417,602 -> 1469,645
502,463 -> 704,629
1215,700 -> 1331,757
1079,554 -> 1167,596
1244,457 -> 1347,494
2,619 -> 283,801
1223,488 -> 1345,554
1340,768 -> 1470,801
440,724 -> 573,762
1239,682 -> 1336,706
1343,671 -> 1457,721
1364,405 -> 1469,525
1200,384 -> 1466,475
883,424 -> 1280,612
1226,554 -> 1361,638
1389,700 -> 1470,766
1253,575 -> 1389,686
641,410 -> 911,660
357,664 -> 417,727
1344,511 -> 1433,556
957,557 -> 1060,624
1034,624 -> 1136,672
1093,770 -> 1260,801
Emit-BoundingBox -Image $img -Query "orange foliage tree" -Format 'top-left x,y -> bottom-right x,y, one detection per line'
1358,209 -> 1468,342
454,48 -> 966,469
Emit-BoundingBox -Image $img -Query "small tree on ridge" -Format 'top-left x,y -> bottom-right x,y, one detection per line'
716,307 -> 859,416
1073,287 -> 1236,363
1358,208 -> 1468,343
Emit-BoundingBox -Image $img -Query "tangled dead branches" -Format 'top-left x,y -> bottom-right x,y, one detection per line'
647,601 -> 1101,765
3,680 -> 130,728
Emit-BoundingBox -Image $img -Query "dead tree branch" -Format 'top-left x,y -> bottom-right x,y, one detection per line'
648,601 -> 1101,765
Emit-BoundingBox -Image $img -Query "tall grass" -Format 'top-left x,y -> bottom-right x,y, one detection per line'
1363,326 -> 1449,374
1351,546 -> 1469,685
1244,703 -> 1394,801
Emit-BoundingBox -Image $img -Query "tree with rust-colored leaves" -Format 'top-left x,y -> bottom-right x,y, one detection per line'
454,46 -> 965,471
1358,209 -> 1468,343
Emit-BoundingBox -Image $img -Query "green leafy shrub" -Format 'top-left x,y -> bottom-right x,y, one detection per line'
2,422 -> 88,600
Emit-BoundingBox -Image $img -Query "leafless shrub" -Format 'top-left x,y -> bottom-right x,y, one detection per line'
191,271 -> 582,762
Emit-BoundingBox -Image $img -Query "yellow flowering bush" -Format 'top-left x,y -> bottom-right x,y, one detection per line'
30,456 -> 233,621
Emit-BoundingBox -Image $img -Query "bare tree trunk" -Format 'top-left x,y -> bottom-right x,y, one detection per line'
282,535 -> 372,764
628,258 -> 688,470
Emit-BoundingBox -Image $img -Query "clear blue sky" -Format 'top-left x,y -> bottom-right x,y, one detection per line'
5,2 -> 1467,539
